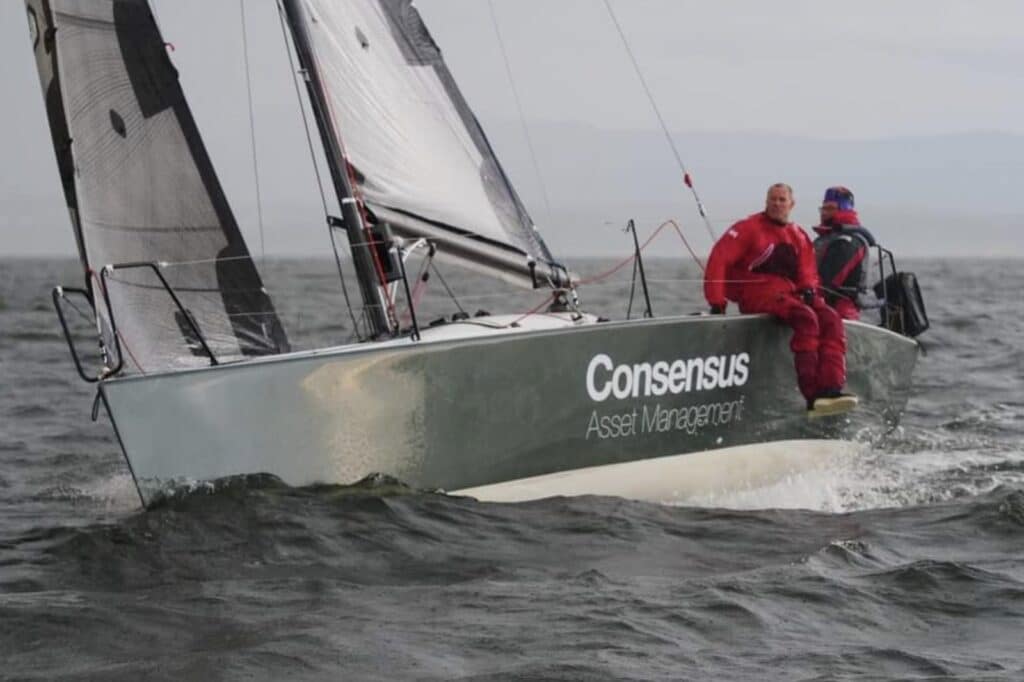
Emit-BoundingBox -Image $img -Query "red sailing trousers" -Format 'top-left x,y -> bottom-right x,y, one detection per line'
739,290 -> 847,401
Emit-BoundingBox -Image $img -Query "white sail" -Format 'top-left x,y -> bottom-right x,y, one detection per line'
291,0 -> 564,286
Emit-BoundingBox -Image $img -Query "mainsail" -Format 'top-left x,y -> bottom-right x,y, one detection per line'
27,0 -> 289,373
283,0 -> 567,288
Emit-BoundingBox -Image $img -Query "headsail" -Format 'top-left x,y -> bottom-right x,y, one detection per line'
284,0 -> 567,288
26,0 -> 289,373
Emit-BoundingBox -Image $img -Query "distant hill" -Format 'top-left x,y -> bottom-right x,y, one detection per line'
3,121 -> 1021,258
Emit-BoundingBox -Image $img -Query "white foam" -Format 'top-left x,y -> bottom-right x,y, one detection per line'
77,472 -> 141,512
456,439 -> 863,506
677,439 -> 1024,513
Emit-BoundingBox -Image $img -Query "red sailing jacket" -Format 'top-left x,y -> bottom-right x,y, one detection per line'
704,212 -> 820,308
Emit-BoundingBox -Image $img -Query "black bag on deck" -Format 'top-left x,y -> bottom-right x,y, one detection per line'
873,272 -> 929,337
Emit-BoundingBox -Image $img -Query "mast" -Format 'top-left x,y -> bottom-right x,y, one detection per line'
278,0 -> 393,338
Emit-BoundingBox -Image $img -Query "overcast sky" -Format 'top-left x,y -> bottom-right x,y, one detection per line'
1,0 -> 1022,257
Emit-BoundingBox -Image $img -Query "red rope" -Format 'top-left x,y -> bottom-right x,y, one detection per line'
575,221 -> 668,285
510,292 -> 558,326
511,218 -> 707,324
578,218 -> 704,286
668,220 -> 706,272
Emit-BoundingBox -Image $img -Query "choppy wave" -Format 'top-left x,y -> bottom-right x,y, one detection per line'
2,258 -> 1023,679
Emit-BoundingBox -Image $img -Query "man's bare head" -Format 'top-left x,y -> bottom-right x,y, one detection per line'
765,183 -> 795,224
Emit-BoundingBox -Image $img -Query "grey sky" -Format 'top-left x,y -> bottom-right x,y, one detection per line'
1,1 -> 1022,258
424,0 -> 1024,138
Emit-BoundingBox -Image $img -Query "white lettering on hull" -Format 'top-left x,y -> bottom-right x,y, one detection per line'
586,352 -> 750,403
585,397 -> 747,441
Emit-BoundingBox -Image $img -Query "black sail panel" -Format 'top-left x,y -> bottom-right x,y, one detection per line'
28,0 -> 289,372
26,1 -> 87,268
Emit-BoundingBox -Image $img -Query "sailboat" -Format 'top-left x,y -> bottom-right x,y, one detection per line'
26,0 -> 919,508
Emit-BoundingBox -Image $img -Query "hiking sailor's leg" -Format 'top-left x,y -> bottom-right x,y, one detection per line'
740,292 -> 820,402
813,298 -> 847,393
780,299 -> 822,402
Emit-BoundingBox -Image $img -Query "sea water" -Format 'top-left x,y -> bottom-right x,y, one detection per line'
1,257 -> 1022,680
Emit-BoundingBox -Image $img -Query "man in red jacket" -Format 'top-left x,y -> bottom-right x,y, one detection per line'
704,183 -> 856,415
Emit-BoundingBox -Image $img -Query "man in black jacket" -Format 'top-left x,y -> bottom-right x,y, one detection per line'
812,186 -> 877,320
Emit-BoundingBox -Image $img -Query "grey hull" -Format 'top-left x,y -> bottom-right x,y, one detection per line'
101,315 -> 918,506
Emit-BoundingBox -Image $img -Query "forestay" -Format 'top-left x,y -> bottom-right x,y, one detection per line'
289,0 -> 565,287
27,0 -> 289,373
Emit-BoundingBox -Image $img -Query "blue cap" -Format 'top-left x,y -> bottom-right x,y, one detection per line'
823,186 -> 855,211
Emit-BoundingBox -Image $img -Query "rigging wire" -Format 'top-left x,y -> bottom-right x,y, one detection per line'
62,294 -> 95,326
387,275 -> 730,308
600,0 -> 717,242
239,0 -> 267,267
274,0 -> 364,341
486,0 -> 555,227
430,261 -> 467,316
